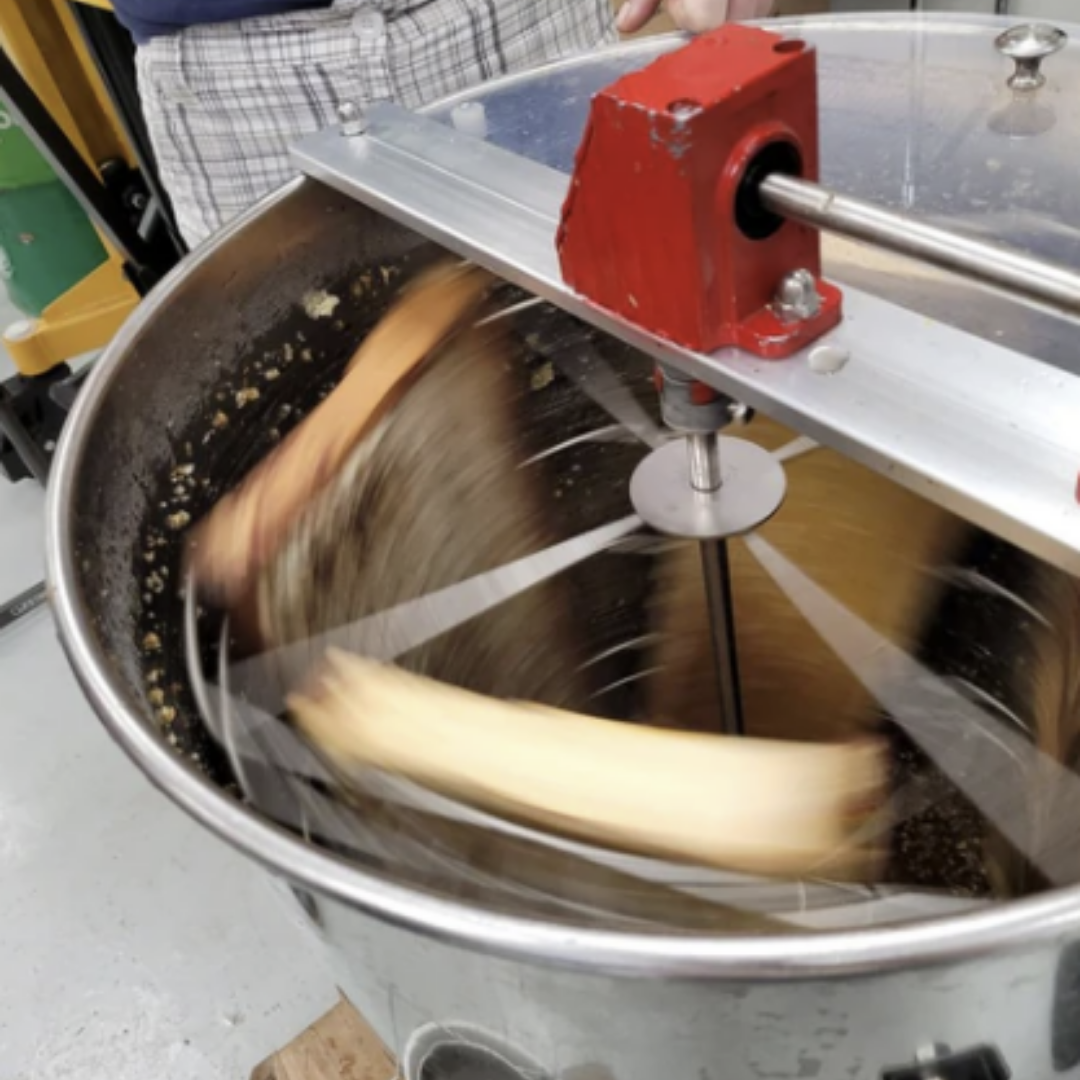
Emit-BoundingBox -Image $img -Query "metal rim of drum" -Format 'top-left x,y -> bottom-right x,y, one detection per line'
44,21 -> 1080,981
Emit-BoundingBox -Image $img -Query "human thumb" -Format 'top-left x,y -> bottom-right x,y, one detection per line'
727,0 -> 776,17
616,0 -> 663,34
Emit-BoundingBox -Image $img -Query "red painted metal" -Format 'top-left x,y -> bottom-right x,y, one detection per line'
556,24 -> 842,360
688,379 -> 721,406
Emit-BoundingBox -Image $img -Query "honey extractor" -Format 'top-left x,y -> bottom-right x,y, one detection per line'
44,12 -> 1080,1080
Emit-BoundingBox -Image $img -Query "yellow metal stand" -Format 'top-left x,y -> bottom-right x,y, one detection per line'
1,1 -> 130,171
1,0 -> 140,377
2,254 -> 135,376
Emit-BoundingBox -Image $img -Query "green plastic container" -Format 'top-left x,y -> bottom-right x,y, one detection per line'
0,103 -> 109,318
0,102 -> 56,189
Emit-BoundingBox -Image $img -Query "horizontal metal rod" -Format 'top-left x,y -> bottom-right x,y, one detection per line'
760,173 -> 1080,317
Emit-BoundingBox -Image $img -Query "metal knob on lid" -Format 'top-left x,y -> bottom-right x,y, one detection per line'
995,23 -> 1067,91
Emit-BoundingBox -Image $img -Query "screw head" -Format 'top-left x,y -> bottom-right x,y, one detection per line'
451,101 -> 489,138
808,344 -> 850,375
336,101 -> 366,136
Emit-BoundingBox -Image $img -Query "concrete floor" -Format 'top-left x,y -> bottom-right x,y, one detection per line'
0,294 -> 338,1078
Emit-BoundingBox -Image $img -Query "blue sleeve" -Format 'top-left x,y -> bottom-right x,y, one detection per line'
111,0 -> 330,43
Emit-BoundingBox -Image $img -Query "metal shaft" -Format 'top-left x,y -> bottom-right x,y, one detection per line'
685,433 -> 744,737
686,430 -> 722,492
700,539 -> 744,737
759,173 -> 1080,317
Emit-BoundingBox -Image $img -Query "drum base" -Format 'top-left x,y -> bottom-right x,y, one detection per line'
246,877 -> 1059,1080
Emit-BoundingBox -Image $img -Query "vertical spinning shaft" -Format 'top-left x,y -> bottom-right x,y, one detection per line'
631,367 -> 783,739
686,432 -> 745,737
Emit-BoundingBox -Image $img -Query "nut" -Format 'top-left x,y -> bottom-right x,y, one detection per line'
337,101 -> 367,137
774,269 -> 822,323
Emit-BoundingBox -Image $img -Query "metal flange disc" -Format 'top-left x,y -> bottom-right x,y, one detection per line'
629,437 -> 787,540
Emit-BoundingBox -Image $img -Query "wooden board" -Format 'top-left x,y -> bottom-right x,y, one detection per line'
250,997 -> 396,1080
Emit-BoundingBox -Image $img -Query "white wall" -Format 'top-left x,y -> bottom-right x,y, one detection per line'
828,0 -> 1077,19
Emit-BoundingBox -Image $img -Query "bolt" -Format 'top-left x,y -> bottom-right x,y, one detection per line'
727,401 -> 753,425
808,344 -> 850,375
775,268 -> 822,323
451,101 -> 489,139
337,101 -> 366,137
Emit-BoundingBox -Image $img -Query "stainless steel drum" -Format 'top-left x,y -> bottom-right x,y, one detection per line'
46,13 -> 1080,1080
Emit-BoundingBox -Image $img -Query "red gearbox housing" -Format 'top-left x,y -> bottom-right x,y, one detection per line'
556,24 -> 842,359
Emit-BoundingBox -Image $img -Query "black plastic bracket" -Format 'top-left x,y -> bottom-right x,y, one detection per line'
0,361 -> 95,484
0,581 -> 47,638
0,369 -> 69,484
882,1045 -> 1011,1080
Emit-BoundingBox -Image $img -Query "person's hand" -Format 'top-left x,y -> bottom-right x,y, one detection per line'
616,0 -> 775,36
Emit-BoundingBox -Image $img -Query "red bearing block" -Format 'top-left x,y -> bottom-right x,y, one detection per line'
556,25 -> 842,359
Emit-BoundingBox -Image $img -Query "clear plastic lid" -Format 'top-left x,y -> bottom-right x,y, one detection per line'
428,13 -> 1080,372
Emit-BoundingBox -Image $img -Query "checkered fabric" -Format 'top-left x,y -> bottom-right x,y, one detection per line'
135,0 -> 617,247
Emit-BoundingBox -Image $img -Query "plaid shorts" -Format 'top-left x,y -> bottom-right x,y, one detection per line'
135,0 -> 617,247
